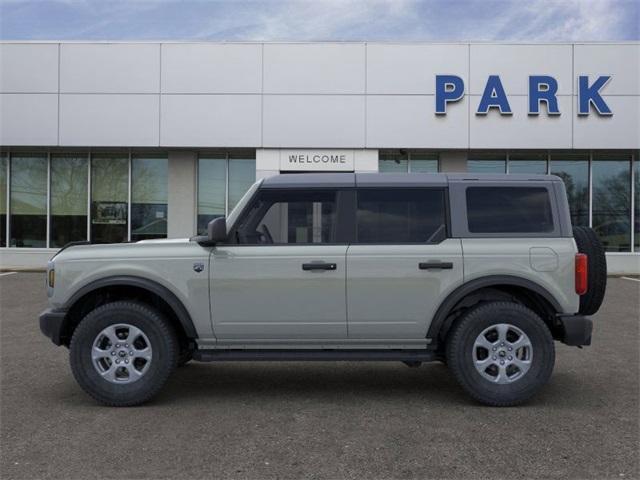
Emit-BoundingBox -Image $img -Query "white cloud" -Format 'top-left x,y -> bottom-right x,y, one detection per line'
0,0 -> 637,41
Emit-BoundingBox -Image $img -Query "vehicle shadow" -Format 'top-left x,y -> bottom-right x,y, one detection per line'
153,361 -> 569,408
44,360 -> 597,409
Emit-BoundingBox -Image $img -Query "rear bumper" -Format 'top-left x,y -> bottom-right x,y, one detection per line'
39,308 -> 67,346
557,314 -> 593,346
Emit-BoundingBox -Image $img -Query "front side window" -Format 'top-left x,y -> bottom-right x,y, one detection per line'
466,187 -> 554,234
10,154 -> 47,247
234,190 -> 337,245
356,189 -> 446,243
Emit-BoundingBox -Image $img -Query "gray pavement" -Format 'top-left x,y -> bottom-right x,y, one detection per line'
1,272 -> 638,480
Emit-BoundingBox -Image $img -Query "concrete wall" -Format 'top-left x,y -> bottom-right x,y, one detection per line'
167,150 -> 197,238
1,42 -> 638,150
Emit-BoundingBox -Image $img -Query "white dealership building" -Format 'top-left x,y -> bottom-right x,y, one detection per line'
0,41 -> 638,273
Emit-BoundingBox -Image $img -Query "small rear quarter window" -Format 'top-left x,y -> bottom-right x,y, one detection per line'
466,187 -> 554,233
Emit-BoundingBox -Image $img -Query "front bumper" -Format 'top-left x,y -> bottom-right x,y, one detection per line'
39,308 -> 67,346
557,314 -> 593,346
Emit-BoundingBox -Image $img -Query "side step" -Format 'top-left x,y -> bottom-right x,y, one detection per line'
192,349 -> 438,362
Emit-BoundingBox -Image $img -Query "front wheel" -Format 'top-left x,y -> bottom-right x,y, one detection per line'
70,301 -> 178,407
446,302 -> 555,407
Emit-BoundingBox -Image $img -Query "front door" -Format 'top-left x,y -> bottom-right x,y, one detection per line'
210,188 -> 348,341
346,188 -> 464,340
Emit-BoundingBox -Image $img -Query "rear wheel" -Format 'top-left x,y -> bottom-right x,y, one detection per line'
573,226 -> 607,315
446,301 -> 555,406
70,301 -> 178,407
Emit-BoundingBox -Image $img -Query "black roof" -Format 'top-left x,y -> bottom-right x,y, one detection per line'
261,172 -> 560,188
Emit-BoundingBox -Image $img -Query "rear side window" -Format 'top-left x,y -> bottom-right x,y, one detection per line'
466,187 -> 554,233
356,189 -> 446,243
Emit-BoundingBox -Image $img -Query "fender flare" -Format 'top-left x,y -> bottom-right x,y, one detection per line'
64,275 -> 198,339
426,275 -> 562,342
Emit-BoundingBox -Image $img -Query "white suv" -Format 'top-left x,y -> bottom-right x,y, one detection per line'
39,173 -> 607,407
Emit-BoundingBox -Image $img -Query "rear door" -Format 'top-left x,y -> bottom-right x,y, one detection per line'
346,187 -> 463,340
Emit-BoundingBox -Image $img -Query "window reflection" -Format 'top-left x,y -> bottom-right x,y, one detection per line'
509,152 -> 548,174
410,153 -> 438,173
91,155 -> 128,244
228,154 -> 256,212
50,155 -> 88,247
592,155 -> 631,252
131,156 -> 168,242
379,151 -> 408,173
197,153 -> 256,234
550,155 -> 589,227
379,151 -> 439,173
635,157 -> 639,251
10,154 -> 47,247
0,155 -> 6,247
197,156 -> 226,234
468,152 -> 506,173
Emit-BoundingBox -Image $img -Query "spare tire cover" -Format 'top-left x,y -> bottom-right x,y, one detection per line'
573,226 -> 607,315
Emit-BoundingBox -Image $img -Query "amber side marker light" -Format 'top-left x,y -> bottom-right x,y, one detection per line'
48,269 -> 55,288
575,253 -> 588,295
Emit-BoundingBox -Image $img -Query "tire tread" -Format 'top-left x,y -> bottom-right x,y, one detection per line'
69,300 -> 178,407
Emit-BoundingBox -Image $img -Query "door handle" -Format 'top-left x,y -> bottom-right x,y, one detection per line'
302,262 -> 337,271
419,262 -> 454,270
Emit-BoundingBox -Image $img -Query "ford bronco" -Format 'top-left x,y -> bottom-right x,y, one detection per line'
39,173 -> 607,407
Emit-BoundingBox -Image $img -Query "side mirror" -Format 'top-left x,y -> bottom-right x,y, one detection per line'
207,217 -> 227,244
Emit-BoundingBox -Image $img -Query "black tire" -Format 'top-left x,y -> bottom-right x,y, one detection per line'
70,301 -> 178,407
446,302 -> 555,407
573,226 -> 607,315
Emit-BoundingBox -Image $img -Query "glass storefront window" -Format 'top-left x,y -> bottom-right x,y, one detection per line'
468,152 -> 506,173
131,155 -> 168,242
410,153 -> 438,173
635,155 -> 639,251
91,154 -> 128,244
379,151 -> 408,173
228,152 -> 256,212
508,152 -> 548,174
198,155 -> 226,234
0,154 -> 6,247
592,154 -> 632,252
50,154 -> 88,248
10,154 -> 47,247
379,151 -> 438,173
197,153 -> 256,234
550,154 -> 589,227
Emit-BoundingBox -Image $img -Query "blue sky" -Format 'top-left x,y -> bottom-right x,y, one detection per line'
1,0 -> 638,41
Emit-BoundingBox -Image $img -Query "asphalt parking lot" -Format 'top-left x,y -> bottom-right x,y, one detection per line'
1,272 -> 638,480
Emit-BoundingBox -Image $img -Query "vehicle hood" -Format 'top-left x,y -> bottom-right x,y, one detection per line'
51,238 -> 203,263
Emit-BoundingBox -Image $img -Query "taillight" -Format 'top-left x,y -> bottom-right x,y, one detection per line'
575,253 -> 588,295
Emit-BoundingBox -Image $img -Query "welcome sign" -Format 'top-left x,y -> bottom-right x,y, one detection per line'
280,150 -> 355,172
